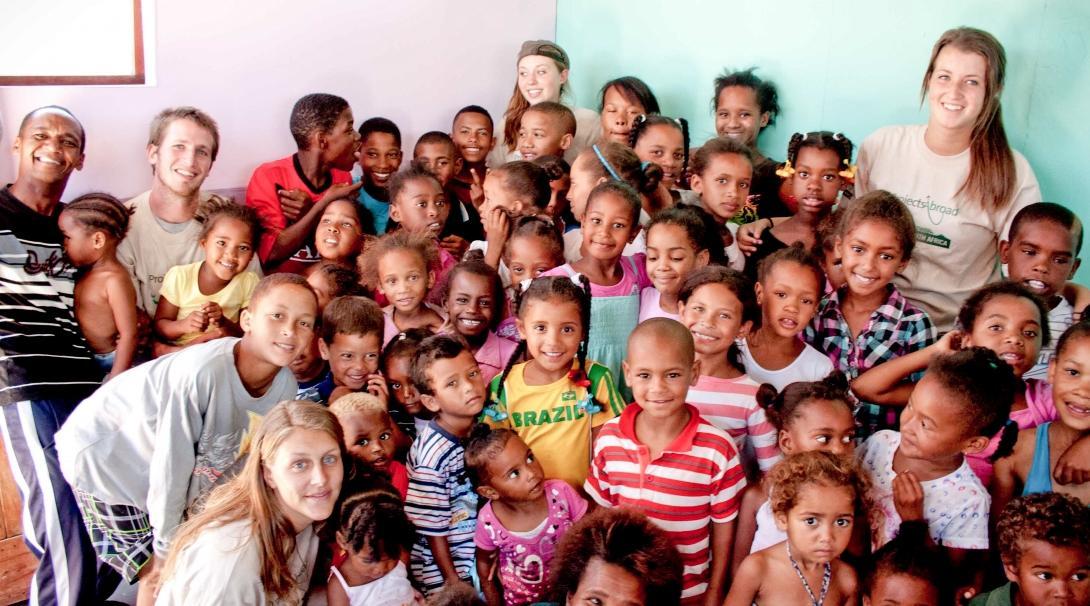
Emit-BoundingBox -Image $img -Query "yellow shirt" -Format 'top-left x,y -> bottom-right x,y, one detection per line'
159,262 -> 260,345
486,360 -> 625,489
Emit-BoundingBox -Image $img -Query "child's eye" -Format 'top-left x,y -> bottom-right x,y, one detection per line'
803,517 -> 818,526
379,432 -> 391,441
637,372 -> 650,379
667,372 -> 682,379
988,323 -> 1004,332
815,435 -> 830,443
508,469 -> 519,479
1072,572 -> 1089,582
738,181 -> 750,190
822,174 -> 837,182
390,381 -> 402,390
526,452 -> 535,463
775,291 -> 787,298
1064,368 -> 1080,377
651,150 -> 663,158
612,222 -> 625,230
340,353 -> 353,360
1024,329 -> 1038,338
357,438 -> 370,446
798,171 -> 810,178
802,297 -> 815,306
446,379 -> 457,388
835,517 -> 852,527
879,253 -> 893,261
1035,572 -> 1054,581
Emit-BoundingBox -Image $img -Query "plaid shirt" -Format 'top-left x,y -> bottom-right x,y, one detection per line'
804,285 -> 937,436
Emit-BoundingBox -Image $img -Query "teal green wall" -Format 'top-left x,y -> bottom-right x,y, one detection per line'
557,0 -> 1090,282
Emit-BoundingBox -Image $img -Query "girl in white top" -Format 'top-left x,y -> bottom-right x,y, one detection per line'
328,489 -> 416,606
157,402 -> 345,606
490,40 -> 600,167
855,27 -> 1041,331
741,244 -> 834,390
729,373 -> 857,575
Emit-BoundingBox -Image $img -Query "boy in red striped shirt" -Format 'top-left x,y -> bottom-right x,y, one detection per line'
585,318 -> 747,606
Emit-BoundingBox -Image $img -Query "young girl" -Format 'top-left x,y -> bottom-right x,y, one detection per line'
804,191 -> 937,439
360,231 -> 445,346
641,206 -> 719,322
629,113 -> 690,194
544,181 -> 652,395
466,425 -> 588,606
58,192 -> 138,379
677,265 -> 779,470
381,328 -> 434,442
496,215 -> 566,340
853,281 -> 1052,484
741,244 -> 834,390
746,132 -> 855,281
730,373 -> 858,572
157,402 -> 343,605
482,276 -> 625,490
440,260 -> 516,383
857,348 -> 1018,579
993,318 -> 1090,512
154,197 -> 261,348
532,154 -> 571,221
562,141 -> 664,262
726,451 -> 868,606
474,161 -> 551,272
312,197 -> 365,270
688,136 -> 755,270
861,521 -> 945,606
328,491 -> 416,606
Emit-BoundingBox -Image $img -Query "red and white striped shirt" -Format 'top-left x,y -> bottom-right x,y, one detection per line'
585,404 -> 746,602
687,374 -> 782,472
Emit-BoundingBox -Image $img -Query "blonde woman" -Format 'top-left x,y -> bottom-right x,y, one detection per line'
157,402 -> 345,605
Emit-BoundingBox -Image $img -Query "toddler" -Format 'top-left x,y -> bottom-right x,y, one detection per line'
467,426 -> 587,606
726,451 -> 867,606
154,197 -> 261,348
59,192 -> 138,379
861,521 -> 945,606
327,491 -> 416,606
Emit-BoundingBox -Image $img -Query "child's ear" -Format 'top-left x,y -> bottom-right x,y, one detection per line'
388,203 -> 402,223
1048,357 -> 1058,385
834,235 -> 844,254
690,174 -> 703,195
515,318 -> 527,341
511,200 -> 525,216
773,510 -> 788,531
1070,257 -> 1082,279
559,133 -> 573,151
998,239 -> 1011,265
453,157 -> 464,174
621,360 -> 633,390
318,339 -> 331,361
961,434 -> 991,456
240,308 -> 252,333
737,320 -> 753,341
420,393 -> 442,414
1002,559 -> 1020,584
690,358 -> 702,385
778,429 -> 794,454
754,282 -> 764,305
426,269 -> 437,291
695,249 -> 710,268
91,231 -> 106,249
759,111 -> 771,129
476,484 -> 499,501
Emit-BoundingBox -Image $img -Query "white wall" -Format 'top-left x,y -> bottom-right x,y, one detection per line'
0,0 -> 558,197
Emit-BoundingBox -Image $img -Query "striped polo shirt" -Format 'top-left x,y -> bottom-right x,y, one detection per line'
687,374 -> 782,472
0,186 -> 100,405
585,404 -> 746,602
404,420 -> 477,593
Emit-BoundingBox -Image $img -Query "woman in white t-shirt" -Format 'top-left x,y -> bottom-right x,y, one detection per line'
489,40 -> 601,167
157,402 -> 345,605
854,27 -> 1042,330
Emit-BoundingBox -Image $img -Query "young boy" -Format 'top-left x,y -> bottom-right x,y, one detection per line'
245,93 -> 362,274
448,105 -> 495,211
404,334 -> 488,595
55,273 -> 317,604
803,191 -> 936,437
585,318 -> 747,606
414,130 -> 483,251
317,295 -> 387,404
970,492 -> 1090,606
330,392 -> 409,498
517,101 -> 575,162
1000,202 -> 1084,380
356,117 -> 403,235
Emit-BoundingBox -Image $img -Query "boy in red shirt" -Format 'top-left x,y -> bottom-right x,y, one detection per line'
585,318 -> 746,606
245,93 -> 361,274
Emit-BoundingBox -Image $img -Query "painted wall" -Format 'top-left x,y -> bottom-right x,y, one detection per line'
0,0 -> 557,195
557,0 -> 1090,281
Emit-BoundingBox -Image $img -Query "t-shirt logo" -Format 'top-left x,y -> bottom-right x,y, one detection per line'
915,227 -> 951,249
561,390 -> 576,402
24,248 -> 71,277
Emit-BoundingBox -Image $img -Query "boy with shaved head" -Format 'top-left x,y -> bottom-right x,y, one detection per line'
585,318 -> 747,605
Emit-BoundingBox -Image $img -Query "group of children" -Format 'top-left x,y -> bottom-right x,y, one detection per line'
39,60 -> 1090,606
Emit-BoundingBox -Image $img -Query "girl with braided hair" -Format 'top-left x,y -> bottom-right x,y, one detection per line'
630,113 -> 691,194
481,275 -> 625,491
59,192 -> 139,379
744,131 -> 855,282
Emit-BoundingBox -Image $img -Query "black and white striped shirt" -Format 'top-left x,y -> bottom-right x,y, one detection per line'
0,186 -> 100,405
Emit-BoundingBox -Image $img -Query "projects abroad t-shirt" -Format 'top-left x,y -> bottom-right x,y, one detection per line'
855,124 -> 1040,330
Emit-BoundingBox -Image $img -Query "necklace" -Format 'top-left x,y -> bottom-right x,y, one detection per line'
786,541 -> 832,606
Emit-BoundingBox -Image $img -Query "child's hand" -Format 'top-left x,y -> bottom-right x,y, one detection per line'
484,207 -> 510,243
202,302 -> 223,325
737,219 -> 771,255
440,234 -> 469,259
469,168 -> 485,209
183,309 -> 209,333
365,373 -> 389,405
318,181 -> 364,206
932,330 -> 964,356
277,188 -> 311,223
1054,436 -> 1090,485
892,470 -> 925,522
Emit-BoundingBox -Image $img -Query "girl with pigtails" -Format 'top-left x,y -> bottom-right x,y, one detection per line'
480,276 -> 625,491
629,113 -> 696,204
743,131 -> 856,281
